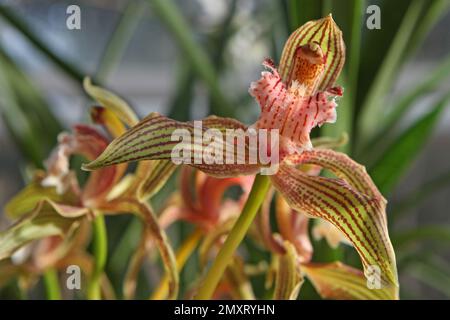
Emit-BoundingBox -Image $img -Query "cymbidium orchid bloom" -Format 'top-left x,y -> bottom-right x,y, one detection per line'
83,15 -> 398,299
0,83 -> 180,299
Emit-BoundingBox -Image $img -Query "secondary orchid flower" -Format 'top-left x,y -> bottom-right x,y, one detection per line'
82,15 -> 398,298
159,166 -> 254,231
0,82 -> 179,299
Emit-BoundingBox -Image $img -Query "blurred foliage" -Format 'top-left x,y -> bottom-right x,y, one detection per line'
0,0 -> 449,299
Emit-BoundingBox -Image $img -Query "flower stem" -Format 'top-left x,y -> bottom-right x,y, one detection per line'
87,214 -> 108,300
195,174 -> 271,300
43,268 -> 61,300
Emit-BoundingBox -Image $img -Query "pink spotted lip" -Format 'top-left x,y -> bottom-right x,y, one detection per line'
249,59 -> 342,161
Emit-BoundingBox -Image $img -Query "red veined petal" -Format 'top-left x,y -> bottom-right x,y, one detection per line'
279,14 -> 345,91
271,160 -> 398,289
82,113 -> 261,177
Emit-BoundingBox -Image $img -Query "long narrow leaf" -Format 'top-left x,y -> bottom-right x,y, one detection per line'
392,226 -> 450,249
149,0 -> 234,117
369,92 -> 450,194
0,4 -> 86,83
392,170 -> 450,219
96,1 -> 146,82
357,0 -> 424,145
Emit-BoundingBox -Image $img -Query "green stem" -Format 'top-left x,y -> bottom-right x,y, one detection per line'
195,174 -> 271,300
43,269 -> 61,300
87,214 -> 108,300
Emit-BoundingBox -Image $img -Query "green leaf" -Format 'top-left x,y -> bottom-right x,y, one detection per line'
406,258 -> 450,298
391,170 -> 450,219
0,5 -> 86,83
369,92 -> 450,194
167,63 -> 196,121
404,0 -> 450,59
392,226 -> 450,249
357,0 -> 425,145
324,0 -> 364,152
361,54 -> 450,162
95,1 -> 146,82
0,48 -> 62,147
0,49 -> 44,166
286,0 -> 322,31
149,0 -> 234,117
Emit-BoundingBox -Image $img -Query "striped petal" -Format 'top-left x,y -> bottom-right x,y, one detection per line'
271,149 -> 398,289
302,262 -> 398,300
273,241 -> 303,300
136,116 -> 250,200
82,113 -> 260,177
279,14 -> 345,91
137,160 -> 177,201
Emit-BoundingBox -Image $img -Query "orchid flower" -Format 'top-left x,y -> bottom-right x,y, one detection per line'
83,15 -> 398,299
158,166 -> 254,231
0,82 -> 180,299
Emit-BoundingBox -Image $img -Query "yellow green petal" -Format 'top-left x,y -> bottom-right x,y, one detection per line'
273,241 -> 303,300
0,201 -> 82,261
279,14 -> 345,91
83,77 -> 139,127
302,262 -> 398,300
272,149 -> 398,289
82,113 -> 260,177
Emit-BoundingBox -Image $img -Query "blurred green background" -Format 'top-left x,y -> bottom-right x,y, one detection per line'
0,0 -> 449,299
